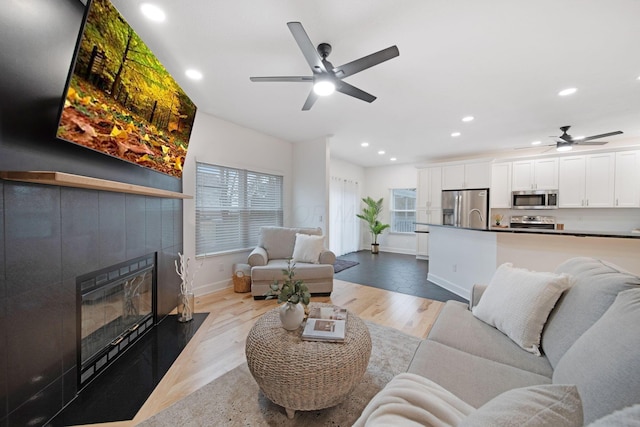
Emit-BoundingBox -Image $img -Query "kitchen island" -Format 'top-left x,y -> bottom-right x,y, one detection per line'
426,224 -> 640,300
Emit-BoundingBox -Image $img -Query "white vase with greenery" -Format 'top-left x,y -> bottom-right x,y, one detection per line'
266,259 -> 311,330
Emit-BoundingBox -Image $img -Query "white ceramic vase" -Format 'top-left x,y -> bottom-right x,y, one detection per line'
279,302 -> 305,330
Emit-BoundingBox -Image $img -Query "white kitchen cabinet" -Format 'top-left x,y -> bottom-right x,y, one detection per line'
512,158 -> 558,191
415,209 -> 441,259
442,165 -> 465,190
417,167 -> 442,209
614,150 -> 640,207
490,162 -> 512,208
442,162 -> 490,190
559,153 -> 615,208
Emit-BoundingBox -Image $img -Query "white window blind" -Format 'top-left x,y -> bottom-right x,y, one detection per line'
390,188 -> 416,233
196,162 -> 283,256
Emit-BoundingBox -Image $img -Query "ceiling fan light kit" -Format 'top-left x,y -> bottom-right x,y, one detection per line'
250,21 -> 399,110
313,80 -> 335,96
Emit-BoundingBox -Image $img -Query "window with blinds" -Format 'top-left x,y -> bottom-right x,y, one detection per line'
390,188 -> 416,233
196,162 -> 283,256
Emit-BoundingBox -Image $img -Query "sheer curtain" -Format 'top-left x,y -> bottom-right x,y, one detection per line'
330,176 -> 360,256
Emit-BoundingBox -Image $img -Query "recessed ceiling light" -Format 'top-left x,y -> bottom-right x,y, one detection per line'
462,116 -> 474,122
451,132 -> 461,137
390,157 -> 397,161
140,3 -> 166,22
558,87 -> 577,96
531,141 -> 541,146
361,142 -> 369,147
378,150 -> 385,155
185,69 -> 203,80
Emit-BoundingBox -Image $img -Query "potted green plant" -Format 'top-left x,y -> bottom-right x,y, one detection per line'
265,259 -> 311,330
356,196 -> 391,254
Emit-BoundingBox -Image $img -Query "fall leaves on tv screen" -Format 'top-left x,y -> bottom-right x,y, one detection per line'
57,0 -> 196,177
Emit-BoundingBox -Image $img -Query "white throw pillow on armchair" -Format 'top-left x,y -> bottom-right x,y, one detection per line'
291,233 -> 324,264
472,263 -> 571,355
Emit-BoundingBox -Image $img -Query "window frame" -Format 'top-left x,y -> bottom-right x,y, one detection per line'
390,188 -> 417,234
195,161 -> 284,257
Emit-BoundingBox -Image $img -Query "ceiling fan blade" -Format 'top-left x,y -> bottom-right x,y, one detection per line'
287,22 -> 327,74
301,90 -> 318,111
575,141 -> 609,145
336,81 -> 376,103
579,131 -> 623,142
334,45 -> 400,79
250,76 -> 313,83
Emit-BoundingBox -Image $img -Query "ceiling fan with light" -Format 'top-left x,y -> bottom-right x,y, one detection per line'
250,22 -> 399,111
551,125 -> 623,152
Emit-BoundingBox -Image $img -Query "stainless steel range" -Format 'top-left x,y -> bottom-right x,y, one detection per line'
510,215 -> 556,230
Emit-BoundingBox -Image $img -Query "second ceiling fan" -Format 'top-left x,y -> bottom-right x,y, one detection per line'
250,22 -> 399,111
552,126 -> 623,151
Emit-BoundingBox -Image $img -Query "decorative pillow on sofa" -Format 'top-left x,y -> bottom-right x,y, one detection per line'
472,263 -> 571,355
291,233 -> 324,264
460,384 -> 583,427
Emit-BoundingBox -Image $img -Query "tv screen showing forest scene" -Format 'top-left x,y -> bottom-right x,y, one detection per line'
56,0 -> 197,178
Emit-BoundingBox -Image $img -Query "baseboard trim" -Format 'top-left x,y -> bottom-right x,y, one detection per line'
427,273 -> 470,300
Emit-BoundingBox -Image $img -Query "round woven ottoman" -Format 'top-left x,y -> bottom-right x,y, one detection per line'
245,302 -> 372,418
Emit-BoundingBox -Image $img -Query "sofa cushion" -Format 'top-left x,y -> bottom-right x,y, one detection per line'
258,226 -> 321,260
553,288 -> 640,424
352,373 -> 474,427
408,340 -> 551,408
472,263 -> 571,355
428,301 -> 553,378
251,260 -> 334,282
291,233 -> 324,264
460,384 -> 583,427
542,257 -> 640,369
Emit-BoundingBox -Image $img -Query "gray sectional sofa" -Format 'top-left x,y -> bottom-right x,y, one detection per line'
248,226 -> 335,298
356,257 -> 640,426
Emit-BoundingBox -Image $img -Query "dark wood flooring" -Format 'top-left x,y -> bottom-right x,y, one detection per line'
335,250 -> 468,303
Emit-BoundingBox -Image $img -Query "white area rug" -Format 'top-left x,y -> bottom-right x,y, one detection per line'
137,321 -> 421,426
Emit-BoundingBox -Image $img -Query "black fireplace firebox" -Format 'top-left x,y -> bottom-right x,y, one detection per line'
76,253 -> 157,388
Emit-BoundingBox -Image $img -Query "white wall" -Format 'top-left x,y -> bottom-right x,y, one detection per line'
427,226 -> 498,299
183,111 -> 293,295
361,164 -> 419,254
292,137 -> 330,233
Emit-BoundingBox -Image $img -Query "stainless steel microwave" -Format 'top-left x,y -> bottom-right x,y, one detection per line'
512,190 -> 558,209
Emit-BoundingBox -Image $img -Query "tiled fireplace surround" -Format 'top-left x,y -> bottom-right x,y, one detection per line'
0,181 -> 183,425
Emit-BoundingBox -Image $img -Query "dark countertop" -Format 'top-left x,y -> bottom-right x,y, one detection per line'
421,223 -> 640,239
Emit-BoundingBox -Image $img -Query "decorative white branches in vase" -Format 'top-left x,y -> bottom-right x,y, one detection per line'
175,252 -> 199,322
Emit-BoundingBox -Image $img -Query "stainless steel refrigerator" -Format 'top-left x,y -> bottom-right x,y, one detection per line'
441,189 -> 489,230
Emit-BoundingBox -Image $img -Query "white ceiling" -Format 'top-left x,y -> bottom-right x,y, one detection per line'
111,0 -> 640,167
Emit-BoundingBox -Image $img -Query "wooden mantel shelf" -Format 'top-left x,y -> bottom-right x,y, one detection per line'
0,171 -> 192,199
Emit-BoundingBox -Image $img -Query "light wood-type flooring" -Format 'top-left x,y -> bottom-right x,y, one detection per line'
76,279 -> 445,426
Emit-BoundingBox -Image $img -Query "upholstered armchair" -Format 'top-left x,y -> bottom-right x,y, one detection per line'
248,226 -> 335,298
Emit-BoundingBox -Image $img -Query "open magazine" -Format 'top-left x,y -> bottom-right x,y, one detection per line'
301,306 -> 347,342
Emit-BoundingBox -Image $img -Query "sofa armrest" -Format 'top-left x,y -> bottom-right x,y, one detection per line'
469,284 -> 488,310
248,246 -> 268,267
318,250 -> 336,266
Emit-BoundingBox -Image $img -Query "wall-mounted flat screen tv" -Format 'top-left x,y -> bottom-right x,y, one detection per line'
56,0 -> 197,178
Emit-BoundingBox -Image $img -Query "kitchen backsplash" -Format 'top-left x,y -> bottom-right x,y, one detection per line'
490,208 -> 640,232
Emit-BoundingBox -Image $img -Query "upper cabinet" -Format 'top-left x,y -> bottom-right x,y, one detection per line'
417,166 -> 442,210
512,158 -> 558,191
614,150 -> 640,207
558,153 -> 615,208
442,162 -> 490,190
490,162 -> 512,208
